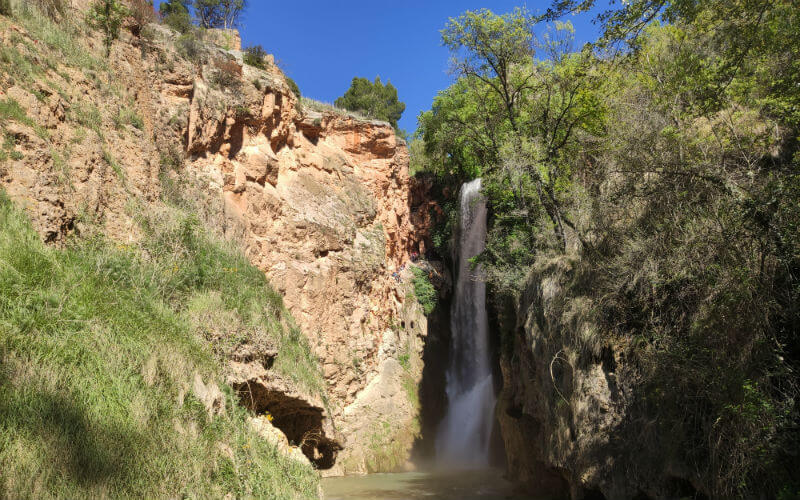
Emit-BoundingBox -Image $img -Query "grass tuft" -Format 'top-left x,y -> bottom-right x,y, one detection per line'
0,98 -> 48,138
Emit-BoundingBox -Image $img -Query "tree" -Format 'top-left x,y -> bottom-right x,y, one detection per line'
159,0 -> 191,33
416,4 -> 800,496
334,77 -> 405,130
440,9 -> 602,250
193,0 -> 246,30
441,8 -> 535,133
87,0 -> 128,57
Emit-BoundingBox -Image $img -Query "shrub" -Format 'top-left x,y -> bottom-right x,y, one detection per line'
335,76 -> 405,129
285,76 -> 300,99
126,0 -> 155,35
210,58 -> 241,90
0,0 -> 12,16
410,266 -> 437,315
86,0 -> 128,57
159,0 -> 191,33
242,44 -> 267,70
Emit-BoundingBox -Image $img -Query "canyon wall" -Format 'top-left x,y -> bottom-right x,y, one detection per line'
496,256 -> 709,500
0,15 -> 433,474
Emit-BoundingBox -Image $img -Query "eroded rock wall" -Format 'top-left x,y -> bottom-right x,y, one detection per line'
0,15 -> 433,473
180,49 -> 433,471
497,256 -> 707,500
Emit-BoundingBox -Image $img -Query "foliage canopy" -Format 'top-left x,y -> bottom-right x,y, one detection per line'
335,76 -> 406,130
414,2 -> 800,496
193,0 -> 246,30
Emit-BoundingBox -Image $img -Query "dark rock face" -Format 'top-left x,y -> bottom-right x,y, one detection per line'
495,256 -> 709,500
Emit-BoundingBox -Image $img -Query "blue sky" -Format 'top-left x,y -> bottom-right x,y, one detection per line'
153,1 -> 607,133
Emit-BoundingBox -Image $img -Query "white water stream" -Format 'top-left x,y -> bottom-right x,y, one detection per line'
435,178 -> 495,466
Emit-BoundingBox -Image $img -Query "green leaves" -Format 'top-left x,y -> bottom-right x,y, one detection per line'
334,76 -> 405,130
442,8 -> 534,82
410,267 -> 437,315
242,44 -> 268,70
86,0 -> 127,57
159,0 -> 192,33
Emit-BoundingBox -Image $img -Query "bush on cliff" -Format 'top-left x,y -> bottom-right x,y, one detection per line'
410,266 -> 437,315
159,0 -> 192,33
86,0 -> 128,57
416,2 -> 800,497
0,191 -> 322,499
285,76 -> 301,99
335,76 -> 405,130
243,44 -> 268,70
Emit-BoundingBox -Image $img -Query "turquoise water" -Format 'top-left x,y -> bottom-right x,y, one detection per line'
322,469 -> 535,500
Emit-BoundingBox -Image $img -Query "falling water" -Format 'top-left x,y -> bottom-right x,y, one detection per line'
436,178 -> 494,466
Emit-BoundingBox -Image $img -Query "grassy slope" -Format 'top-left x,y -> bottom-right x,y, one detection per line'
0,192 -> 322,499
0,5 -> 328,498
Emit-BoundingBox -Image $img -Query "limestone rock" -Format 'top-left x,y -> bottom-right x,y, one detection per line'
0,15 -> 435,476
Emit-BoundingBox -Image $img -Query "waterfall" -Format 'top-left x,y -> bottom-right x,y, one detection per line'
436,178 -> 494,466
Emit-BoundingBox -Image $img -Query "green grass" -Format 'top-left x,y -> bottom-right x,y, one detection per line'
113,107 -> 144,131
70,101 -> 103,138
0,43 -> 40,85
101,149 -> 125,182
0,98 -> 48,138
12,4 -> 104,72
0,191 -> 322,499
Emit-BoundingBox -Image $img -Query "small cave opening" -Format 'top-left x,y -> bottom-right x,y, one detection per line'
233,382 -> 341,469
581,488 -> 607,500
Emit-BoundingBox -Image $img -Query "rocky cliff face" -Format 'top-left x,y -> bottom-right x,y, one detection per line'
179,42 -> 433,472
496,256 -> 708,500
0,13 -> 432,474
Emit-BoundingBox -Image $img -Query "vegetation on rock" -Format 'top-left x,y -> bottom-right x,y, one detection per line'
159,0 -> 191,33
285,75 -> 301,99
410,266 -> 437,315
0,3 -> 335,497
335,76 -> 405,130
415,1 -> 800,497
86,0 -> 128,57
243,44 -> 268,70
0,192 -> 321,499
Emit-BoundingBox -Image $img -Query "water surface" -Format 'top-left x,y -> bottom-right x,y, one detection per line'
322,469 -> 535,500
